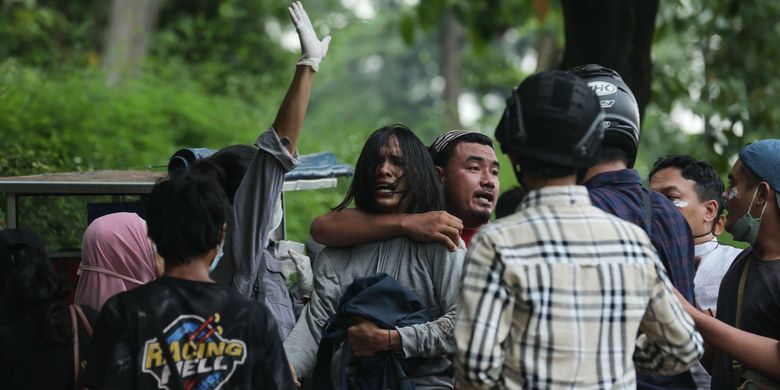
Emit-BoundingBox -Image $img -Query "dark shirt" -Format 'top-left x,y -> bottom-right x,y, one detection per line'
0,303 -> 97,389
585,169 -> 696,302
82,276 -> 294,390
584,169 -> 698,390
712,249 -> 780,390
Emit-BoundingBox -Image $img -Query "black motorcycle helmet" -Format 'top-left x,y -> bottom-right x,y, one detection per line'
495,69 -> 605,170
568,64 -> 641,168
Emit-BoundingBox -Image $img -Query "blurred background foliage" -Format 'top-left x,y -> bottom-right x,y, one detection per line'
2,0 -> 778,251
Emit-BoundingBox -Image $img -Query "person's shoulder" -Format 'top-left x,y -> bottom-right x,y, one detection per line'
104,279 -> 158,304
317,245 -> 353,267
720,243 -> 746,257
590,207 -> 654,243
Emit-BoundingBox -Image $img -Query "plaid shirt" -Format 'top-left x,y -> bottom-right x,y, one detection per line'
585,169 -> 697,303
455,185 -> 702,389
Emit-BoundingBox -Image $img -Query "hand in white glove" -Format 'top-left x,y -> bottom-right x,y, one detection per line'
287,1 -> 331,71
287,249 -> 313,298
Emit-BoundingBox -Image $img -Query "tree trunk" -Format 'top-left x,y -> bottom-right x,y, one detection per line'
560,0 -> 659,122
103,0 -> 160,85
534,29 -> 559,72
440,7 -> 463,130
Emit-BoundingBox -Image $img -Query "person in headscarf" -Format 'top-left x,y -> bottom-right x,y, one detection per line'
74,212 -> 160,311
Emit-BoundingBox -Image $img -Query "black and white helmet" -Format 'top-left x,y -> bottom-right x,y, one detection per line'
495,69 -> 605,169
568,64 -> 641,167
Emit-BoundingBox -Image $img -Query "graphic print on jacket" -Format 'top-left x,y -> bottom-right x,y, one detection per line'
142,314 -> 247,389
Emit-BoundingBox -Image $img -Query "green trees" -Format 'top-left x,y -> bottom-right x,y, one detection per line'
2,0 -> 779,249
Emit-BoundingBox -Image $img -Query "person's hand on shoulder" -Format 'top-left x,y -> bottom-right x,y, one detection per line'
402,211 -> 463,252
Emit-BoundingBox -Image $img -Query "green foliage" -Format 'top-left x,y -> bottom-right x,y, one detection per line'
645,0 -> 780,172
0,61 -> 277,250
0,0 -> 70,67
4,0 -> 777,253
152,0 -> 291,98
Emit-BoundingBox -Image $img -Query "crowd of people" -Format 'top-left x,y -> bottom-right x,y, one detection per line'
1,2 -> 779,389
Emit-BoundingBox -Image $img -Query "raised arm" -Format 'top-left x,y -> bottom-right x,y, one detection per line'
273,1 -> 330,152
310,208 -> 463,251
213,1 -> 329,297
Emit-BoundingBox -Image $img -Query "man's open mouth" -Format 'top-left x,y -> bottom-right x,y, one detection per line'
474,191 -> 495,203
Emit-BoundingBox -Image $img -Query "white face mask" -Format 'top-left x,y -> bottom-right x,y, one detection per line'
269,195 -> 284,232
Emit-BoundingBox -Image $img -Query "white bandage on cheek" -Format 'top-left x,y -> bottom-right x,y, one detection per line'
672,199 -> 689,208
725,188 -> 738,200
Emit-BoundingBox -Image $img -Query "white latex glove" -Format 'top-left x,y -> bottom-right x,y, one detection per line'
287,1 -> 331,71
288,249 -> 313,298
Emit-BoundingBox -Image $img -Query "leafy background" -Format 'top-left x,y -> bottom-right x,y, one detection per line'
3,0 -> 777,251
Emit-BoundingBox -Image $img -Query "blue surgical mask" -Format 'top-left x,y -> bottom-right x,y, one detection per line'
209,241 -> 225,273
730,187 -> 768,245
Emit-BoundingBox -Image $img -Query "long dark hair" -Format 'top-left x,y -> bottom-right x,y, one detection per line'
336,124 -> 445,214
0,229 -> 69,344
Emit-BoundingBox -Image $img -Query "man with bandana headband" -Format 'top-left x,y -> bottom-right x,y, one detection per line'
698,139 -> 780,390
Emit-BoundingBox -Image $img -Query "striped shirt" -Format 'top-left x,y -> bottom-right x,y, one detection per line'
584,169 -> 697,303
454,185 -> 703,389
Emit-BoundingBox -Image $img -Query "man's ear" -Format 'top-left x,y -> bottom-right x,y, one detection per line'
435,165 -> 445,184
755,182 -> 772,208
703,199 -> 719,223
713,214 -> 727,236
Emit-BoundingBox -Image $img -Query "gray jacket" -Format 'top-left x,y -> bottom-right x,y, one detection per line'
211,128 -> 298,339
284,237 -> 465,388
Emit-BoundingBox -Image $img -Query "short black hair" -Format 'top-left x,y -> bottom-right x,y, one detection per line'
597,146 -> 630,165
431,133 -> 494,167
190,144 -> 256,203
146,175 -> 232,266
336,124 -> 445,214
649,154 -> 725,215
517,155 -> 577,180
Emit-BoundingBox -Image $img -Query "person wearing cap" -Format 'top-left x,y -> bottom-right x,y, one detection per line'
310,130 -> 499,250
700,139 -> 780,389
568,65 -> 700,389
454,70 -> 702,389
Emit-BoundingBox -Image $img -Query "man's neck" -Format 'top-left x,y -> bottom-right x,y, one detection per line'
163,253 -> 215,282
694,232 -> 715,246
524,175 -> 577,191
754,218 -> 780,260
462,218 -> 489,230
581,161 -> 628,183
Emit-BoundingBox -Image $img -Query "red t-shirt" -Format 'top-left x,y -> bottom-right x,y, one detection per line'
461,228 -> 479,248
